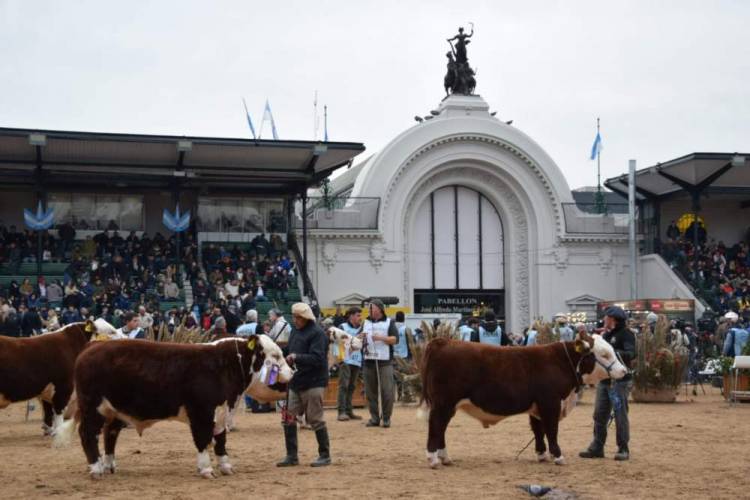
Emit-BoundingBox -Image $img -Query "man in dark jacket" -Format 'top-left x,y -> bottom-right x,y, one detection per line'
580,305 -> 636,461
277,302 -> 330,467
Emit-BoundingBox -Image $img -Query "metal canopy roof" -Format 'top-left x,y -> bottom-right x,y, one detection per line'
604,152 -> 750,202
0,127 -> 365,195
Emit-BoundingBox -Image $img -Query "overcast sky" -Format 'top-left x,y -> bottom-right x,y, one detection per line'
1,0 -> 748,190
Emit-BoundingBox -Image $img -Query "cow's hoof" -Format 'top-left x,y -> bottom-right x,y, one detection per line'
89,460 -> 106,479
199,468 -> 216,479
42,424 -> 54,437
103,455 -> 117,474
554,456 -> 566,466
426,451 -> 441,469
437,449 -> 453,466
536,452 -> 549,463
218,456 -> 233,475
428,459 -> 441,469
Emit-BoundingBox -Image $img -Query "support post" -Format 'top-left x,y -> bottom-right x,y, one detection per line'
302,193 -> 309,298
628,160 -> 637,300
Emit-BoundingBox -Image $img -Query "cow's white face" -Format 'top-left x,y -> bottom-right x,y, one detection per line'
327,326 -> 363,351
256,335 -> 294,383
91,318 -> 120,341
580,334 -> 628,385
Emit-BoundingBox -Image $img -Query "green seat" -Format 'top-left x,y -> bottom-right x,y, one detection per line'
159,300 -> 185,312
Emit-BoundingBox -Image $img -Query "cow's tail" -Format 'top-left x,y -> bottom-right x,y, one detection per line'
52,407 -> 80,448
416,337 -> 450,421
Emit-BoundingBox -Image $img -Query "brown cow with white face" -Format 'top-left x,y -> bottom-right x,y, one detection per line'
419,331 -> 627,468
55,334 -> 293,479
0,320 -> 114,436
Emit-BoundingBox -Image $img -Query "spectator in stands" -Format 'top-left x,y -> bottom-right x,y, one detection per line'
163,277 -> 180,300
236,309 -> 259,337
58,222 -> 76,256
666,220 -> 680,241
209,316 -> 228,340
115,311 -> 145,339
137,305 -> 153,330
255,280 -> 267,302
47,280 -> 63,303
44,308 -> 60,332
20,305 -> 42,336
268,308 -> 291,343
61,305 -> 82,325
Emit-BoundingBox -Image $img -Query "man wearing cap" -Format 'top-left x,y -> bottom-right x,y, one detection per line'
580,305 -> 636,461
278,302 -> 331,467
335,306 -> 363,421
554,313 -> 575,342
362,299 -> 398,428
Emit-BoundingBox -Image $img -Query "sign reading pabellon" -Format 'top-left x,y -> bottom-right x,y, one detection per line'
413,289 -> 504,315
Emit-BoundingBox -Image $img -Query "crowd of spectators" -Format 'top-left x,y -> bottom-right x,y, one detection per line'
0,223 -> 297,338
661,220 -> 750,319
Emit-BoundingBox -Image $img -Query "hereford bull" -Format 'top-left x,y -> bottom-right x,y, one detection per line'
55,335 -> 293,479
419,331 -> 627,468
0,319 -> 114,436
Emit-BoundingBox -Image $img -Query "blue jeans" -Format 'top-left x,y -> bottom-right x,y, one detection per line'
590,379 -> 632,452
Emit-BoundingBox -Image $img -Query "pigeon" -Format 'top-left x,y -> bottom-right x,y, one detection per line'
518,484 -> 552,497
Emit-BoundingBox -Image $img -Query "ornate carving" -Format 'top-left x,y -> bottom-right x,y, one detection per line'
553,246 -> 569,273
321,240 -> 337,273
369,241 -> 386,273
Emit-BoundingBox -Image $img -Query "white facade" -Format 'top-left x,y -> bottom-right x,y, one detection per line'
301,95 -> 696,333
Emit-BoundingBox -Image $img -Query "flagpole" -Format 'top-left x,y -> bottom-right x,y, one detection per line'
594,117 -> 606,214
324,105 -> 328,142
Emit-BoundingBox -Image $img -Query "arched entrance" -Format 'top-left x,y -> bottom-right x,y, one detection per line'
409,184 -> 506,324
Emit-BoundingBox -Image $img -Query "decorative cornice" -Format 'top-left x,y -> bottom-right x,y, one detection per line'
383,133 -> 563,237
293,230 -> 382,240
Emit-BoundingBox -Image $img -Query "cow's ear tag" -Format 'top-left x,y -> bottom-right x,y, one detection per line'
574,342 -> 584,353
85,322 -> 94,333
248,338 -> 256,350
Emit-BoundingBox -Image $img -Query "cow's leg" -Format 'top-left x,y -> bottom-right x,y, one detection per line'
50,385 -> 71,435
213,429 -> 233,475
213,404 -> 233,476
42,401 -> 55,436
426,407 -> 454,469
187,407 -> 217,479
539,404 -> 564,465
102,419 -> 125,474
79,401 -> 106,478
529,416 -> 548,462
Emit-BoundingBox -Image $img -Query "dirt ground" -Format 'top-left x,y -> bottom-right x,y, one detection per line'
1,387 -> 748,500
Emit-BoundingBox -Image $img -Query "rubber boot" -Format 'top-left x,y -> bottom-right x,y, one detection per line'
276,425 -> 299,467
310,427 -> 331,467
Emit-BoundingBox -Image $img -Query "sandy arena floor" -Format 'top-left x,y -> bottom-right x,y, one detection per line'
0,387 -> 748,500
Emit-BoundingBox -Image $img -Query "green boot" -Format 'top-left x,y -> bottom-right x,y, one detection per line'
276,425 -> 299,467
310,427 -> 331,467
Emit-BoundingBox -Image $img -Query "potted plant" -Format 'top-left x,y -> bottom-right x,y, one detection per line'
632,315 -> 689,403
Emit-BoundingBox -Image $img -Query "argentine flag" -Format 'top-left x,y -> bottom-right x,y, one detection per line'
589,132 -> 602,160
261,100 -> 279,140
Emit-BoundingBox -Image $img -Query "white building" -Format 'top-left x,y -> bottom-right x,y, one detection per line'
300,94 -> 698,333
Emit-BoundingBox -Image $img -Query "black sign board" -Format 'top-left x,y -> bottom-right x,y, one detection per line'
413,289 -> 505,316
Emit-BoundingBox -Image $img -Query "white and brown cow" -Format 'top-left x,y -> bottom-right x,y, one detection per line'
0,319 -> 114,436
326,326 -> 363,362
54,334 -> 292,479
419,331 -> 627,468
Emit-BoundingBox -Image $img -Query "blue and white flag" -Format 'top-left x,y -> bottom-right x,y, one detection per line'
163,204 -> 190,233
324,105 -> 329,142
23,201 -> 55,231
261,99 -> 279,140
589,132 -> 602,160
242,97 -> 256,139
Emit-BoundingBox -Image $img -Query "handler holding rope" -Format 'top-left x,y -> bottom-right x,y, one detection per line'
579,305 -> 636,461
362,299 -> 398,428
277,303 -> 331,467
